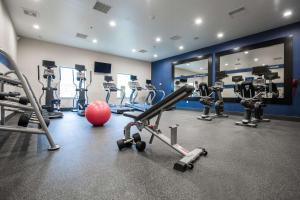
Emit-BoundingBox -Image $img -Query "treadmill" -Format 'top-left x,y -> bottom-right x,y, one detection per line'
103,76 -> 132,114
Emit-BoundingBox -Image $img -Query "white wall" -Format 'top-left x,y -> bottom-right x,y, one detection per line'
0,0 -> 17,61
0,0 -> 18,120
17,37 -> 151,108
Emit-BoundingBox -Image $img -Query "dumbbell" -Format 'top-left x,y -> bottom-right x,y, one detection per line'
132,133 -> 146,152
18,112 -> 32,127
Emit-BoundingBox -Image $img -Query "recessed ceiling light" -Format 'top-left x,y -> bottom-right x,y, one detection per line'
173,61 -> 178,64
217,32 -> 224,39
289,34 -> 293,37
244,51 -> 249,54
198,55 -> 203,58
186,63 -> 190,66
179,45 -> 184,50
132,49 -> 136,53
155,37 -> 161,42
225,63 -> 229,66
109,20 -> 116,27
254,58 -> 259,62
153,54 -> 158,58
92,39 -> 98,44
283,10 -> 292,18
234,47 -> 240,51
262,63 -> 265,66
199,67 -> 203,70
33,24 -> 40,30
194,18 -> 203,25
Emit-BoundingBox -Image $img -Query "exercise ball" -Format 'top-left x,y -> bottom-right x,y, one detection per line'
85,101 -> 111,126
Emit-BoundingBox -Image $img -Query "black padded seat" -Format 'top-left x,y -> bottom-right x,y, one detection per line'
123,85 -> 194,121
123,111 -> 143,119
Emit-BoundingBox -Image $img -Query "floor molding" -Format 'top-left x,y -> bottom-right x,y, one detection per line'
176,108 -> 300,122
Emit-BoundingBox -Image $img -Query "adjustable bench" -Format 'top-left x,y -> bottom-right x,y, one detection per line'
117,85 -> 207,172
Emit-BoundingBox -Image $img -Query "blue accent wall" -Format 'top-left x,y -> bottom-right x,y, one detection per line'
151,22 -> 300,117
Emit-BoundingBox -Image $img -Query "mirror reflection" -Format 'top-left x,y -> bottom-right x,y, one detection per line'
219,43 -> 285,99
173,58 -> 209,97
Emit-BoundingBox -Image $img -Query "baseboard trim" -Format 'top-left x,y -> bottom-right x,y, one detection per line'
175,108 -> 300,122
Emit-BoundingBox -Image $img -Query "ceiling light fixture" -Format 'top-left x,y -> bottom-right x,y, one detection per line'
33,24 -> 40,30
200,67 -> 203,70
92,39 -> 98,44
244,51 -> 249,54
217,32 -> 224,39
194,18 -> 203,25
235,67 -> 239,70
289,34 -> 293,37
179,45 -> 184,50
186,63 -> 190,66
225,63 -> 229,66
155,37 -> 161,42
198,55 -> 203,58
153,54 -> 158,58
132,49 -> 136,53
234,47 -> 240,51
109,20 -> 116,27
283,10 -> 292,18
254,58 -> 259,62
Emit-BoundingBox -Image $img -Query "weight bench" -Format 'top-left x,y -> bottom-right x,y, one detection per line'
117,85 -> 207,172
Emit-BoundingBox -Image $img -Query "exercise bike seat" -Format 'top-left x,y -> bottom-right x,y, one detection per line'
123,111 -> 143,120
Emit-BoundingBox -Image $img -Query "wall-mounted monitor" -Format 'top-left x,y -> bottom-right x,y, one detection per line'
94,62 -> 111,73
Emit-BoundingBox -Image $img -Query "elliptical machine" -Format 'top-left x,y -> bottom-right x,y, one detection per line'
197,71 -> 228,121
38,60 -> 63,119
72,64 -> 92,116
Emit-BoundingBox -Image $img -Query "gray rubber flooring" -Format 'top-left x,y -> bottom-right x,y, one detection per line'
0,110 -> 300,200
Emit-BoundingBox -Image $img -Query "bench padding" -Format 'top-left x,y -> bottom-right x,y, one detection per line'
124,85 -> 194,121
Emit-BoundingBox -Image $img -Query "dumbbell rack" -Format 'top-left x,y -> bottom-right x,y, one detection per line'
0,49 -> 59,151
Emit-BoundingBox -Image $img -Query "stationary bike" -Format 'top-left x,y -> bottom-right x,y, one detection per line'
233,66 -> 279,127
37,60 -> 63,119
72,64 -> 92,116
197,71 -> 228,121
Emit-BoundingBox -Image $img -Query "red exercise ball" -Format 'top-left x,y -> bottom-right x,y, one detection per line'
85,101 -> 111,126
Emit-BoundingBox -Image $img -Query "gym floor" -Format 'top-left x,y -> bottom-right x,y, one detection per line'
0,110 -> 300,200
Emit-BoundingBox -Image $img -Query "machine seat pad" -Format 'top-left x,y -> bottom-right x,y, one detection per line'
123,111 -> 144,119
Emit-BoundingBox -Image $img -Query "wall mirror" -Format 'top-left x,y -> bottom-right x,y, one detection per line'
172,55 -> 212,100
216,37 -> 292,104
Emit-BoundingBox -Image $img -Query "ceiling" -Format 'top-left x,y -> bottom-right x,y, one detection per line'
4,0 -> 300,62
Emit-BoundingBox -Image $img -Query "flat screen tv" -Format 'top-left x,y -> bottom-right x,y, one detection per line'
94,62 -> 111,73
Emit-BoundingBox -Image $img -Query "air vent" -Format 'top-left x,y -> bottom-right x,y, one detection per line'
194,36 -> 200,40
76,33 -> 88,39
274,57 -> 283,60
138,49 -> 147,53
228,7 -> 246,18
170,35 -> 182,40
93,1 -> 111,14
23,8 -> 39,18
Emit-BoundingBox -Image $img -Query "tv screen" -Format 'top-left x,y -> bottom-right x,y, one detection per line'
94,62 -> 111,73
